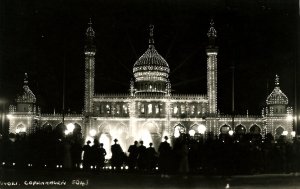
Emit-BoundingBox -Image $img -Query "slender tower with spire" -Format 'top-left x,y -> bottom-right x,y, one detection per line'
84,19 -> 96,116
206,19 -> 218,115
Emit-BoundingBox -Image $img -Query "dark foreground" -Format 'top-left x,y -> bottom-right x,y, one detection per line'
1,169 -> 300,189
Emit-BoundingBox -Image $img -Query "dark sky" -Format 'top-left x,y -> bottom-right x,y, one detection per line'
0,0 -> 298,115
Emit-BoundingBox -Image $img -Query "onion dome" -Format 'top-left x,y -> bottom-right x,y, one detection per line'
85,18 -> 96,54
207,19 -> 217,49
16,73 -> 36,103
266,75 -> 288,105
86,18 -> 95,37
133,25 -> 170,83
207,19 -> 217,38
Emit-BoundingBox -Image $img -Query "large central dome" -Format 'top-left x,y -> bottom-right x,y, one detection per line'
133,46 -> 170,82
132,25 -> 170,95
266,75 -> 288,105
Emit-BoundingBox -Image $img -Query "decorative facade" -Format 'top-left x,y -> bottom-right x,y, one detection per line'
7,20 -> 294,157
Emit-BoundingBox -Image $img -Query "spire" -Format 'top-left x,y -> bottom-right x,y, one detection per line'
275,74 -> 280,87
148,24 -> 155,49
85,18 -> 96,54
86,18 -> 95,37
207,19 -> 217,38
207,19 -> 217,48
24,73 -> 28,86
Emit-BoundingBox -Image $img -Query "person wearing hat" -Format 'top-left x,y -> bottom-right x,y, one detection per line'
82,140 -> 92,169
158,136 -> 172,178
111,139 -> 124,170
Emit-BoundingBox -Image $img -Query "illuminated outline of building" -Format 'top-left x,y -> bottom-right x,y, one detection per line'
7,20 -> 294,155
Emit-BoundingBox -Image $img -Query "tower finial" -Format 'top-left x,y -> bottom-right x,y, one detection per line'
86,18 -> 95,37
24,73 -> 28,85
207,19 -> 217,38
275,74 -> 280,87
149,24 -> 154,48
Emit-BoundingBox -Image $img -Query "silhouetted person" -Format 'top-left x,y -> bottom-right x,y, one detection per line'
128,141 -> 139,170
137,140 -> 147,170
146,143 -> 157,171
111,139 -> 124,170
63,138 -> 72,169
98,143 -> 107,168
178,136 -> 189,179
82,140 -> 92,169
71,140 -> 82,169
158,136 -> 172,178
91,139 -> 100,167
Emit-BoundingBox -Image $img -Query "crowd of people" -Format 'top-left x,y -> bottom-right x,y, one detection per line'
1,128 -> 300,177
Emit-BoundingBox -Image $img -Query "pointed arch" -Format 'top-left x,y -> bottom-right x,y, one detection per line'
235,124 -> 246,135
142,121 -> 159,134
250,124 -> 261,134
275,126 -> 284,136
16,123 -> 27,133
220,124 -> 231,134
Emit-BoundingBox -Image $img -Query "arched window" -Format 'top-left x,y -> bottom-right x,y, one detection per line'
174,106 -> 178,114
174,124 -> 186,138
275,127 -> 284,136
148,104 -> 153,114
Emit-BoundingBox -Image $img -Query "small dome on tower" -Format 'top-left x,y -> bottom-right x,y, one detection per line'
16,73 -> 36,103
86,18 -> 95,37
266,75 -> 288,105
133,25 -> 170,83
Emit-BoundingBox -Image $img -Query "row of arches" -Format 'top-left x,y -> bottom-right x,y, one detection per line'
173,123 -> 288,137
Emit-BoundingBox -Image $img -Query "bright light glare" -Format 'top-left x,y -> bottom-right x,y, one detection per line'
291,131 -> 296,137
286,115 -> 293,121
229,130 -> 234,136
89,129 -> 97,137
174,128 -> 180,138
66,123 -> 75,132
282,131 -> 288,136
189,130 -> 196,136
64,130 -> 71,135
198,124 -> 206,134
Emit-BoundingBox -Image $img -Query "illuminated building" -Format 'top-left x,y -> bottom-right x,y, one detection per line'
7,20 -> 293,156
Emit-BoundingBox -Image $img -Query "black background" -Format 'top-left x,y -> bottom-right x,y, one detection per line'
0,0 -> 298,115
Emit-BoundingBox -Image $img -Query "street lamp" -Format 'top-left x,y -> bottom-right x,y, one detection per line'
198,124 -> 206,134
282,131 -> 288,136
228,130 -> 234,136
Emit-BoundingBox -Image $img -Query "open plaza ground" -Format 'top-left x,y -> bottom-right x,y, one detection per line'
1,168 -> 300,189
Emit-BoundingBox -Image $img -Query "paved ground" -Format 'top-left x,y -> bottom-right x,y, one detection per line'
1,168 -> 300,189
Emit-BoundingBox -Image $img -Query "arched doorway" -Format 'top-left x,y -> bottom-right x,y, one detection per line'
275,126 -> 285,141
174,123 -> 186,138
235,124 -> 246,135
220,125 -> 231,134
250,125 -> 261,134
249,125 -> 262,142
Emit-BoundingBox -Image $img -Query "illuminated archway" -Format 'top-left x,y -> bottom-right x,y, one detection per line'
220,125 -> 231,134
16,124 -> 26,134
275,126 -> 284,136
250,125 -> 261,134
173,123 -> 186,138
235,124 -> 246,135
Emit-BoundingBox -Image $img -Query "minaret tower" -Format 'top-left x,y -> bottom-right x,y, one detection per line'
84,19 -> 96,116
206,20 -> 218,115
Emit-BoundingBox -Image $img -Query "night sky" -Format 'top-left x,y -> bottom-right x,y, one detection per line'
0,0 -> 298,115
